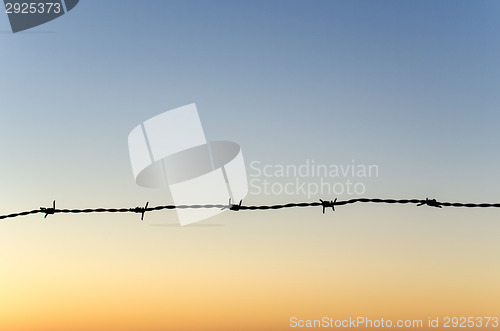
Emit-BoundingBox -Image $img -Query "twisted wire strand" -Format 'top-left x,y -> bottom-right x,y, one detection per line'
1,198 -> 500,221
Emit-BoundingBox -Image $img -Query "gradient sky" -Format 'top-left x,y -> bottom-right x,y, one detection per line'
1,1 -> 499,330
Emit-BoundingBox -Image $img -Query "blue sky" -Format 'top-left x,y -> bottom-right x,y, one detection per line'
1,0 -> 499,206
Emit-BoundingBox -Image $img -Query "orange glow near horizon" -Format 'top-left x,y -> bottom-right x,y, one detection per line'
1,211 -> 499,330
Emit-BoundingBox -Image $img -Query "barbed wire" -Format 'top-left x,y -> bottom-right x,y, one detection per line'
1,197 -> 500,221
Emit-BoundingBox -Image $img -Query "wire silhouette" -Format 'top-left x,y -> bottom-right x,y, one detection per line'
2,198 -> 500,221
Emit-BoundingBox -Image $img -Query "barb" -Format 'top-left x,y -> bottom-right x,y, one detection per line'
417,198 -> 442,208
2,197 -> 500,221
221,199 -> 244,211
320,198 -> 337,214
40,200 -> 56,218
130,201 -> 149,220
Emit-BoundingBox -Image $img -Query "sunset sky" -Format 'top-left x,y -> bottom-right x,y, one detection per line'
1,1 -> 499,330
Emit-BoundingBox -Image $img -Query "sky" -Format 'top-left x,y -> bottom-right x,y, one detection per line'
1,1 -> 499,330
